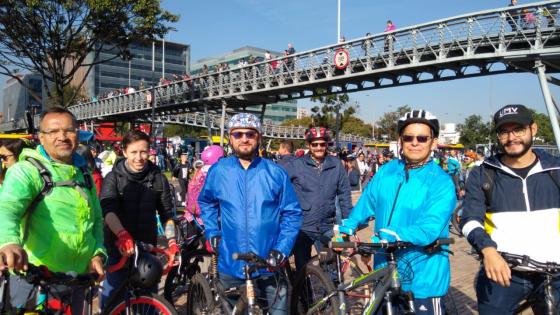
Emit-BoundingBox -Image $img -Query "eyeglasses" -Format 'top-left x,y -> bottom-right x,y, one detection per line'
231,131 -> 258,140
40,128 -> 78,137
497,126 -> 527,139
0,154 -> 14,161
401,135 -> 432,143
310,142 -> 327,148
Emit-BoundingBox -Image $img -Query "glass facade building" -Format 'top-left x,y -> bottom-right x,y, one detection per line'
1,73 -> 42,123
81,40 -> 190,98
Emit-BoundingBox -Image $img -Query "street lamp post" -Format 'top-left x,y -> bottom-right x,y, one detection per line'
337,0 -> 341,43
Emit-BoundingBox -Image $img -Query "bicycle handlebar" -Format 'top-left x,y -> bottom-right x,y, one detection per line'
500,252 -> 560,272
107,241 -> 175,274
16,264 -> 98,287
330,238 -> 454,252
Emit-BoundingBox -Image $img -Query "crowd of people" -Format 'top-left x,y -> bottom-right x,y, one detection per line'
0,103 -> 558,314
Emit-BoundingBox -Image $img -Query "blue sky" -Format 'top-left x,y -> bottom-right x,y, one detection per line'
160,0 -> 560,126
2,0 -> 558,126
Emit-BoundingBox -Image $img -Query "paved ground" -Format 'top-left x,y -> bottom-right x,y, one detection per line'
447,235 -> 480,314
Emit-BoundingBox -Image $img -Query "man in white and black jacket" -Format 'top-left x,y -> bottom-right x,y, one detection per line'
461,104 -> 560,314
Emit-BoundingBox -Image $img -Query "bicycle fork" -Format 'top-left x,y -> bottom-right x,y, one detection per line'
544,275 -> 558,315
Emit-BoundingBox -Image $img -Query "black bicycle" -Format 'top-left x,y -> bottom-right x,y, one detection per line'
163,217 -> 211,308
500,252 -> 560,315
291,238 -> 454,315
187,252 -> 288,315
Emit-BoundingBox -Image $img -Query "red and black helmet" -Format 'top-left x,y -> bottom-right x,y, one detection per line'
305,127 -> 331,142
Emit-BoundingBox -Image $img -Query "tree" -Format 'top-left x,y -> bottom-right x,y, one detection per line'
0,0 -> 178,107
529,109 -> 556,144
375,105 -> 411,141
46,84 -> 88,108
457,115 -> 492,148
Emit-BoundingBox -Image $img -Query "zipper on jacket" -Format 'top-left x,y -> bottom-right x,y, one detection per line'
386,181 -> 404,227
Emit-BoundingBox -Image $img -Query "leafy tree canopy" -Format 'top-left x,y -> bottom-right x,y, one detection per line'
0,0 -> 179,107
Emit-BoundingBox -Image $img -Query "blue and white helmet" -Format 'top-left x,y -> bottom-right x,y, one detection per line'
227,113 -> 262,133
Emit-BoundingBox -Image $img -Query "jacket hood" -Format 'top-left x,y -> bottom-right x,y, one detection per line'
484,149 -> 560,171
19,146 -> 86,168
112,157 -> 161,181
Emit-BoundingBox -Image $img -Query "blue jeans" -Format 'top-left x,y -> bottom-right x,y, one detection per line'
219,272 -> 288,315
476,267 -> 560,314
100,255 -> 157,310
293,230 -> 334,273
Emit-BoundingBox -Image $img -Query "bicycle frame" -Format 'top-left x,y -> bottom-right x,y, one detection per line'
305,258 -> 409,315
514,273 -> 559,315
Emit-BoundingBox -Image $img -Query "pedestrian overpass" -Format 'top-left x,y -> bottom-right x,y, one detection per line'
2,1 -> 560,143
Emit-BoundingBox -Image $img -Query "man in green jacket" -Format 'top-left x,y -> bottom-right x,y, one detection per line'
0,106 -> 105,311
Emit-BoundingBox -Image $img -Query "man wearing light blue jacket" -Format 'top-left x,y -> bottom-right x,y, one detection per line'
341,110 -> 456,315
199,113 -> 302,314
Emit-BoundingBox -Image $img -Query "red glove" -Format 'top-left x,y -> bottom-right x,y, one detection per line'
167,239 -> 179,256
116,230 -> 134,256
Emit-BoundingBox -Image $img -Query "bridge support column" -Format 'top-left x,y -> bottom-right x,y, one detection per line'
536,60 -> 560,152
220,100 -> 227,147
260,104 -> 266,123
204,104 -> 212,140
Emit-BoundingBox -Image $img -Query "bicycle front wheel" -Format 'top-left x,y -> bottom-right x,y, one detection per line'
105,293 -> 177,315
186,272 -> 215,315
291,264 -> 340,315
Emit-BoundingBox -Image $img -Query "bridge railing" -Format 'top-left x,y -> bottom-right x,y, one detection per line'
61,1 -> 560,122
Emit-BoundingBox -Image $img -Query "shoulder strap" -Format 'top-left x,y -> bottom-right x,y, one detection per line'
481,164 -> 497,208
22,157 -> 54,241
22,158 -> 94,242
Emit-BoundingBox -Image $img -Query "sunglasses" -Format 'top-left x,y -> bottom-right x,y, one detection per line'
401,135 -> 432,143
231,131 -> 258,140
310,142 -> 327,148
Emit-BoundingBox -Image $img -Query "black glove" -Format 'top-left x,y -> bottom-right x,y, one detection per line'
267,249 -> 286,267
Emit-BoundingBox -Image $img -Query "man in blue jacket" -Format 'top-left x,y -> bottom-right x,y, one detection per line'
284,126 -> 352,272
340,110 -> 456,314
198,113 -> 302,314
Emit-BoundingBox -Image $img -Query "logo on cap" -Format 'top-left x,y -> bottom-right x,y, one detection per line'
499,106 -> 519,118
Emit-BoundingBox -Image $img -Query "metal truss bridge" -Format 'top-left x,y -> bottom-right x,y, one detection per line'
2,1 -> 560,142
149,112 -> 373,142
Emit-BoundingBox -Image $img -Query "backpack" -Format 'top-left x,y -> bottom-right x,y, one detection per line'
481,163 -> 560,207
22,157 -> 93,242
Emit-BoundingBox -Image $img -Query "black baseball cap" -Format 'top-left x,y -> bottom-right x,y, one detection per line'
493,104 -> 533,131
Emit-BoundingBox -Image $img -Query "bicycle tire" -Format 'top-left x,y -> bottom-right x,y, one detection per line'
291,264 -> 340,315
451,202 -> 463,237
164,249 -> 210,306
186,272 -> 214,315
105,292 -> 177,315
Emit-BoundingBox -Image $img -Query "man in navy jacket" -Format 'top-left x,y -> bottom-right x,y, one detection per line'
283,127 -> 352,272
461,104 -> 560,314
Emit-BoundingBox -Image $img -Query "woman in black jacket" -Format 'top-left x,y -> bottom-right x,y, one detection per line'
99,130 -> 177,309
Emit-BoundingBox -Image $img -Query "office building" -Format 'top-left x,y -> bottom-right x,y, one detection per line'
1,73 -> 43,123
74,40 -> 190,99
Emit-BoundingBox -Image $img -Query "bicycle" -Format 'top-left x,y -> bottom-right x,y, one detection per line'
163,217 -> 211,308
291,238 -> 454,315
187,252 -> 288,315
1,241 -> 178,315
450,201 -> 463,237
499,252 -> 560,314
